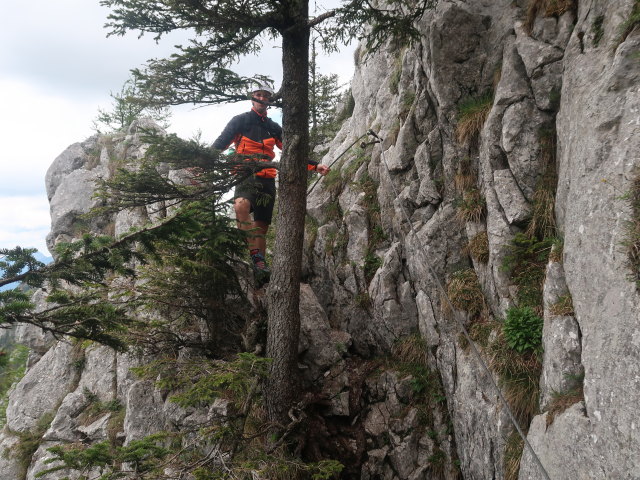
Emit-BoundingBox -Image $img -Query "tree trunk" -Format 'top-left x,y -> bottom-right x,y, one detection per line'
265,7 -> 310,426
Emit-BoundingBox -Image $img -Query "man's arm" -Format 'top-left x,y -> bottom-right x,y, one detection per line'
212,115 -> 242,151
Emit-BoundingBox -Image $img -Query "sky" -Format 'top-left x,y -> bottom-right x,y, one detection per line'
0,1 -> 355,256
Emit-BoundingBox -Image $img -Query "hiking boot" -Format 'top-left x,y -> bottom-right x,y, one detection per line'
251,253 -> 271,285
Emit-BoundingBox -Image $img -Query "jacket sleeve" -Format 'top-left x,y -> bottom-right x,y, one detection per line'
212,115 -> 242,151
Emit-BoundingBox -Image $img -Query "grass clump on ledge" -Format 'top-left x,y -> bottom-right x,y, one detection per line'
592,15 -> 605,47
467,231 -> 490,264
549,293 -> 574,316
525,127 -> 558,239
456,93 -> 493,145
618,0 -> 640,46
455,188 -> 486,224
624,173 -> 640,289
546,373 -> 584,426
488,329 -> 542,425
446,268 -> 487,320
454,157 -> 477,194
12,411 -> 56,478
504,429 -> 524,480
502,233 -> 554,312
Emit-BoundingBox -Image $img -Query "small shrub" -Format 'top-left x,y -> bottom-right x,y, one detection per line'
592,15 -> 605,46
400,91 -> 416,120
355,292 -> 372,309
525,127 -> 557,239
455,188 -> 486,223
548,87 -> 561,111
353,45 -> 362,67
502,234 -> 554,310
458,319 -> 497,352
322,168 -> 345,198
503,306 -> 544,354
390,340 -> 447,430
456,93 -> 493,145
79,389 -> 124,427
342,149 -> 368,181
324,201 -> 343,222
493,65 -> 503,91
13,411 -> 56,478
327,229 -> 348,257
107,408 -> 126,446
0,344 -> 29,428
334,89 -> 355,124
549,293 -> 574,316
388,120 -> 401,145
467,232 -> 490,264
305,215 -> 319,248
525,184 -> 556,239
353,169 -> 378,198
446,268 -> 486,319
428,447 -> 447,478
363,252 -> 383,283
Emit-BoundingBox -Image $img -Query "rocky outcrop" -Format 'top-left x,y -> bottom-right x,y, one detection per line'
305,0 -> 639,479
1,1 -> 638,479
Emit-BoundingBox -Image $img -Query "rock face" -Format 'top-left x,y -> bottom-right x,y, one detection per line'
1,1 -> 638,479
304,0 -> 639,479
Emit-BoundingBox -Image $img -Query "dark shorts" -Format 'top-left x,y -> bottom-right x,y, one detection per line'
234,175 -> 276,224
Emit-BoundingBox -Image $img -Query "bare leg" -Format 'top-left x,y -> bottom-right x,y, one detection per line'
234,197 -> 269,253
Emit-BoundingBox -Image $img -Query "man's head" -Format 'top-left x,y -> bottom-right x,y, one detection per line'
251,84 -> 274,114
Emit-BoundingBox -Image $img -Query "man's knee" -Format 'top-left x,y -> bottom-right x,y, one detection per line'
234,197 -> 251,216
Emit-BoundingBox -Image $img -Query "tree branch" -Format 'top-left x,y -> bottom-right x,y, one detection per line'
307,9 -> 336,28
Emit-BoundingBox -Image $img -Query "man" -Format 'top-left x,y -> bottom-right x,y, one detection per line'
212,84 -> 330,283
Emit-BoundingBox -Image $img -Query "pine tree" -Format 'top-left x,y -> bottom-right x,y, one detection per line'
99,0 -> 436,427
0,134 -> 252,352
93,78 -> 171,133
309,36 -> 345,162
2,0 -> 439,473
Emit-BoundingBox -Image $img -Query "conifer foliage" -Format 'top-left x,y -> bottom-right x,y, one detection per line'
0,133 -> 257,352
98,0 -> 436,427
2,0 -> 438,475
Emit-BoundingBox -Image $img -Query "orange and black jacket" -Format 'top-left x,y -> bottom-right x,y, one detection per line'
212,108 -> 319,178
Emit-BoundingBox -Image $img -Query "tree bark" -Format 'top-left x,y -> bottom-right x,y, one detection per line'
265,3 -> 310,426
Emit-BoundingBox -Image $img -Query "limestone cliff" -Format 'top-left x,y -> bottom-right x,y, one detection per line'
306,0 -> 639,478
0,0 -> 638,479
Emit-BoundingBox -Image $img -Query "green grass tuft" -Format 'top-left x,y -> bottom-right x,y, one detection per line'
618,0 -> 640,45
455,188 -> 486,224
456,93 -> 493,145
624,173 -> 640,288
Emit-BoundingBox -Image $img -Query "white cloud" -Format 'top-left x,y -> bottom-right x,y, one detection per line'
0,195 -> 50,254
1,1 -> 355,257
0,79 -> 98,195
0,2 -> 191,99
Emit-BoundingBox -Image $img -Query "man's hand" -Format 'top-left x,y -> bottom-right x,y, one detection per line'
186,167 -> 204,185
316,164 -> 330,176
